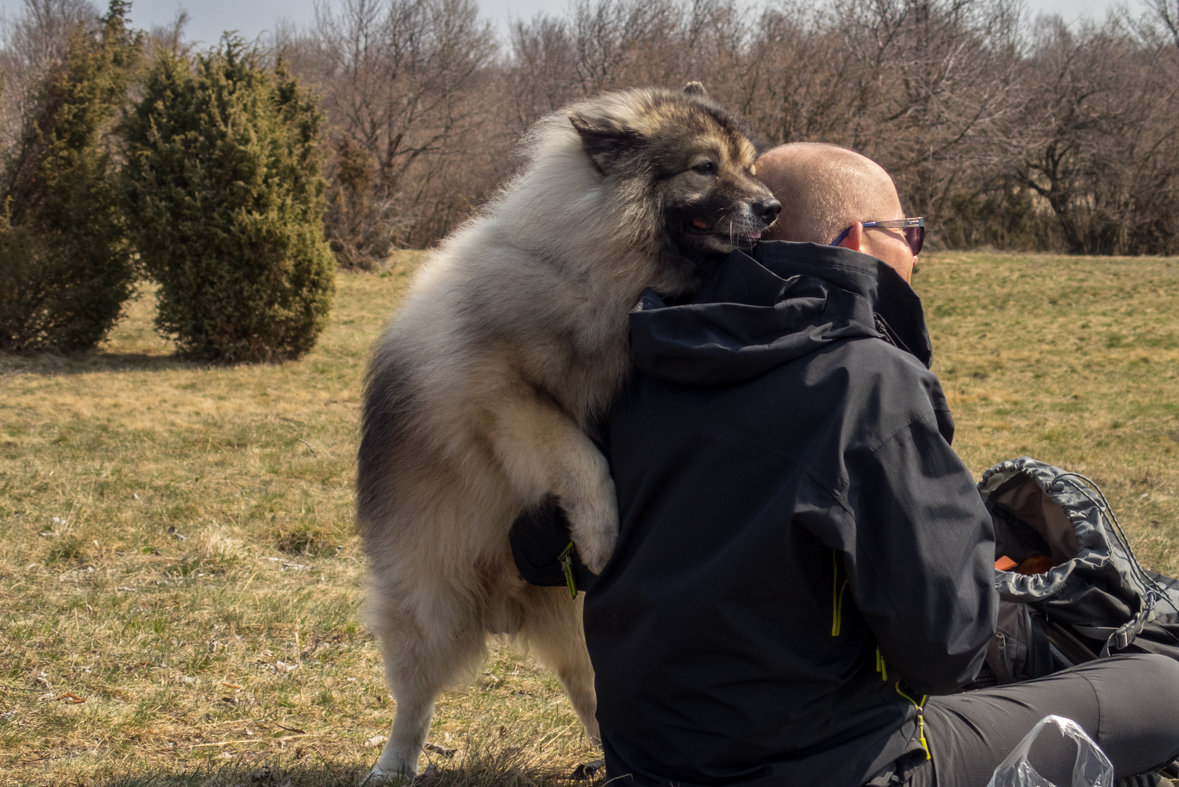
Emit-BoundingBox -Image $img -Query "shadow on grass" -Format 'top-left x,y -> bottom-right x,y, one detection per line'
0,350 -> 231,377
95,745 -> 600,787
98,763 -> 365,787
98,761 -> 597,787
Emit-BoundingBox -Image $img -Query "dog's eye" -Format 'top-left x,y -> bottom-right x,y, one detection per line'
693,161 -> 717,175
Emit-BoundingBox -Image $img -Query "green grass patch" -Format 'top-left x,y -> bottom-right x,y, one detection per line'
916,252 -> 1179,569
0,250 -> 1176,785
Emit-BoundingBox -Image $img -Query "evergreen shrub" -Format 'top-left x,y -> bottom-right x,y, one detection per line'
0,1 -> 140,354
124,37 -> 335,362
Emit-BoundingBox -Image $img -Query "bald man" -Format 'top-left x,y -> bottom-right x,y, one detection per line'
756,142 -> 918,282
579,143 -> 1179,787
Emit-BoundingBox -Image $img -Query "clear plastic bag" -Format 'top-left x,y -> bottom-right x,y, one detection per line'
986,715 -> 1114,787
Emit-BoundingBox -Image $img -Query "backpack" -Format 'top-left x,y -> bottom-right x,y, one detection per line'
972,456 -> 1179,687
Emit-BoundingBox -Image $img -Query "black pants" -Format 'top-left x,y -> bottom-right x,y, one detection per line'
905,654 -> 1179,787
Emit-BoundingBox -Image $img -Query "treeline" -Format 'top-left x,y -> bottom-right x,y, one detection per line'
0,0 -> 1177,353
272,0 -> 1179,259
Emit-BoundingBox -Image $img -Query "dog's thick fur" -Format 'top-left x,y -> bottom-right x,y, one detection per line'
358,86 -> 779,778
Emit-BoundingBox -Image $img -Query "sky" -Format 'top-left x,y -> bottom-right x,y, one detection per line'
0,0 -> 1136,49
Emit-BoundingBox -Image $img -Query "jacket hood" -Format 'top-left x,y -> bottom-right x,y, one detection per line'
628,241 -> 933,386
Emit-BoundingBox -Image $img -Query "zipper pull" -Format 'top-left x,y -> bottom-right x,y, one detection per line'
559,541 -> 577,599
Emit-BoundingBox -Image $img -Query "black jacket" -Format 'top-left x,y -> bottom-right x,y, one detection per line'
583,242 -> 999,787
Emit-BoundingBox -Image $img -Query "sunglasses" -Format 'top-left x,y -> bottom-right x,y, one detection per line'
831,217 -> 925,255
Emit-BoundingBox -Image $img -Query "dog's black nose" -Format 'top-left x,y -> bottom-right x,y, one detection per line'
755,198 -> 782,225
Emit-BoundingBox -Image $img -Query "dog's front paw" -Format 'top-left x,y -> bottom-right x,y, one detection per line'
577,528 -> 616,575
570,488 -> 618,574
562,452 -> 619,574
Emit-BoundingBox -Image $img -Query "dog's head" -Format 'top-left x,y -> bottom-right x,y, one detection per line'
568,85 -> 780,288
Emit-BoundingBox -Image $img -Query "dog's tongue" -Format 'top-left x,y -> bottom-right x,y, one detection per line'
692,219 -> 709,229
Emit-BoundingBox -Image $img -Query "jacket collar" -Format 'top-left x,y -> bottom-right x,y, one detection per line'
750,241 -> 933,368
627,242 -> 934,387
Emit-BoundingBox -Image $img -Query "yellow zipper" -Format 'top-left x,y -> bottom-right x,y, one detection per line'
895,682 -> 931,762
831,551 -> 849,636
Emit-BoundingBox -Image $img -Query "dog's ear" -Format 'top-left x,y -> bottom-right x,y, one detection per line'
683,81 -> 707,98
568,111 -> 642,174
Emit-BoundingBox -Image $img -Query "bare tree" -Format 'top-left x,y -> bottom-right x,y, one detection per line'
505,14 -> 579,134
742,2 -> 856,144
287,0 -> 498,253
1007,15 -> 1179,254
280,0 -> 1179,253
1146,0 -> 1179,47
835,0 -> 1023,224
312,0 -> 495,188
504,0 -> 763,134
567,0 -> 673,94
0,0 -> 96,147
730,0 -> 1025,244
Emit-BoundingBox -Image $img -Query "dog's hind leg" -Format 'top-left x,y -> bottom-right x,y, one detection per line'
518,585 -> 599,743
368,592 -> 487,780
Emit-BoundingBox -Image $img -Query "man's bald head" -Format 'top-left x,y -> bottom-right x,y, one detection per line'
756,143 -> 904,244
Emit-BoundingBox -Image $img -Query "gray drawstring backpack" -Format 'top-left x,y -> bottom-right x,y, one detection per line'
973,456 -> 1179,687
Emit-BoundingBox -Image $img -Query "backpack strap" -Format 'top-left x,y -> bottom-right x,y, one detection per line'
1072,597 -> 1157,655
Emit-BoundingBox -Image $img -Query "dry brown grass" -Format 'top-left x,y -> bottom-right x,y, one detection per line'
918,252 -> 1179,573
0,250 -> 1176,786
0,250 -> 595,786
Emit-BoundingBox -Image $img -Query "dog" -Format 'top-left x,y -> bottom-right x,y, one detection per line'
358,83 -> 780,778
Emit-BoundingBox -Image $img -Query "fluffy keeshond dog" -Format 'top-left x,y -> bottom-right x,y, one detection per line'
358,84 -> 780,778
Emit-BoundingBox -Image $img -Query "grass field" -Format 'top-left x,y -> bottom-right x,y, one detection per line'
1,250 -> 1177,786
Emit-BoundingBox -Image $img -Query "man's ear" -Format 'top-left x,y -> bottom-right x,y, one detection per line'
836,222 -> 864,252
568,111 -> 642,174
